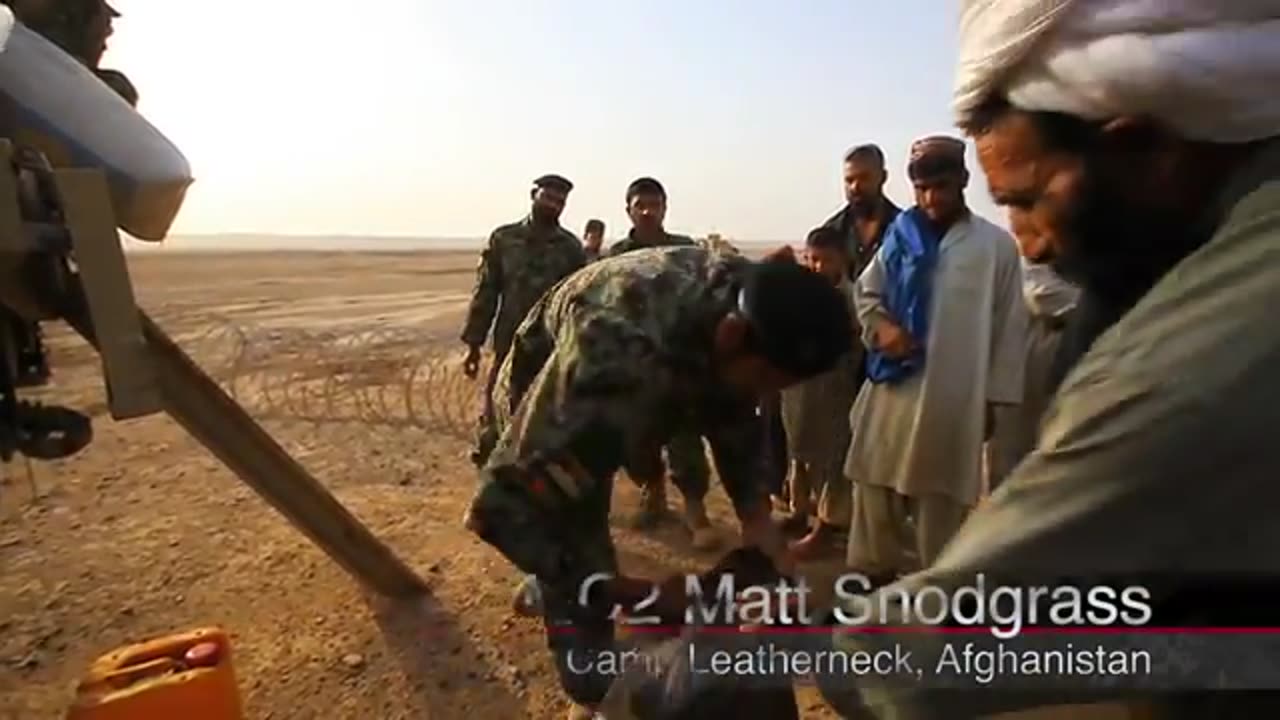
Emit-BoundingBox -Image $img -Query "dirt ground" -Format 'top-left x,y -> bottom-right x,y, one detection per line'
0,251 -> 1135,720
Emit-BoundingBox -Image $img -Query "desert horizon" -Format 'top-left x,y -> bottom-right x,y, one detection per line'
121,233 -> 795,253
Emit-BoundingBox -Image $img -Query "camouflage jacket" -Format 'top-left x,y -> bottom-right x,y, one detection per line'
603,229 -> 697,258
460,216 -> 586,356
486,245 -> 766,517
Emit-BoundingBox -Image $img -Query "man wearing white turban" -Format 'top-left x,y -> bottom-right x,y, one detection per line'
805,1 -> 1280,718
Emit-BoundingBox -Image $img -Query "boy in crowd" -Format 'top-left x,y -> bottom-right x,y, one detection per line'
778,226 -> 860,559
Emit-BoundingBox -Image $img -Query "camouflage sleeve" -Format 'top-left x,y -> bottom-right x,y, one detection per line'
465,305 -> 665,587
460,232 -> 502,348
564,233 -> 588,269
703,403 -> 768,517
602,238 -> 632,259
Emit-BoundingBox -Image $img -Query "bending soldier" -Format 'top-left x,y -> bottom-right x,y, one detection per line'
464,244 -> 853,719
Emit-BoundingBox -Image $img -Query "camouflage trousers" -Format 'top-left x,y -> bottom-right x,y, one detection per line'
628,431 -> 711,503
466,463 -> 621,705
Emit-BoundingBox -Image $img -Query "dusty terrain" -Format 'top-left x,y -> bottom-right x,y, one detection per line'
0,251 -> 1133,719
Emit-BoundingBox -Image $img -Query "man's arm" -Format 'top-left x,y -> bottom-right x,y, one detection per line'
855,248 -> 915,357
465,305 -> 665,603
460,231 -> 503,349
854,248 -> 889,349
703,405 -> 792,572
563,233 -> 589,270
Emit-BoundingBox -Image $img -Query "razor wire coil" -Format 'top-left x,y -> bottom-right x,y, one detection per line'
181,320 -> 494,441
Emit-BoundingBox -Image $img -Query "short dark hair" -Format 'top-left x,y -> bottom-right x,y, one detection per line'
843,144 -> 885,168
626,177 -> 666,203
959,94 -> 1101,154
584,218 -> 605,234
805,226 -> 846,254
739,260 -> 853,378
533,174 -> 574,193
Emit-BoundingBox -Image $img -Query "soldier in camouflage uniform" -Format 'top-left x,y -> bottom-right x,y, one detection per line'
603,177 -> 719,551
464,244 -> 854,719
462,174 -> 587,466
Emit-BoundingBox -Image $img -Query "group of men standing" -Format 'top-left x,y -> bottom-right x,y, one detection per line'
767,135 -> 1058,592
457,131 -> 1085,716
462,175 -> 722,552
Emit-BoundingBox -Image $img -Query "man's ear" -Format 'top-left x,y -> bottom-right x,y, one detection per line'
714,313 -> 750,355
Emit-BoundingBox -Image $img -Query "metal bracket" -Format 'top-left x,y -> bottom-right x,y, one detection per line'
52,168 -> 161,420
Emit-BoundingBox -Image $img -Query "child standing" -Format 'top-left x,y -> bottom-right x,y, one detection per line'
778,227 -> 861,559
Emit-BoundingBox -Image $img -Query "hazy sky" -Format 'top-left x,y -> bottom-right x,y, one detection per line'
103,0 -> 1000,242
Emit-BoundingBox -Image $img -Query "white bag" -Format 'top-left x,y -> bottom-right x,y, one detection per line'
0,7 -> 193,241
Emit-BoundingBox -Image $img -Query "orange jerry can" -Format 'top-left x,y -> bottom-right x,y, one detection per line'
67,627 -> 244,720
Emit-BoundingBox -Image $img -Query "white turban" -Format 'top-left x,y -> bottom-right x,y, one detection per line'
954,0 -> 1280,143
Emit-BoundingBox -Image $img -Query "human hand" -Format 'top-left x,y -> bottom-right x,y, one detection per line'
462,346 -> 482,378
738,503 -> 797,578
874,320 -> 915,359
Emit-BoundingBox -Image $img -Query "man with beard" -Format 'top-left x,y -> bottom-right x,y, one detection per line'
841,135 -> 1027,585
463,174 -> 586,467
805,1 -> 1280,718
604,177 -> 720,551
822,144 -> 902,282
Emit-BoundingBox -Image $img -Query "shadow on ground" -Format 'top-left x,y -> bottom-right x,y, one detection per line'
366,590 -> 528,718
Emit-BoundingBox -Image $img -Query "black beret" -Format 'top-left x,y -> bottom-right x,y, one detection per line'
626,177 -> 666,201
533,174 -> 573,193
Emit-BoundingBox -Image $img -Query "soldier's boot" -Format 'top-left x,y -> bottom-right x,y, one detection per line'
511,574 -> 543,618
683,498 -> 721,551
628,479 -> 672,530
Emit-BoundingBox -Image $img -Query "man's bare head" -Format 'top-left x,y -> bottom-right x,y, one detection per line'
841,144 -> 887,216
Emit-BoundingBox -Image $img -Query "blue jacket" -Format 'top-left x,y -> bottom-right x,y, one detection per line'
865,207 -> 939,384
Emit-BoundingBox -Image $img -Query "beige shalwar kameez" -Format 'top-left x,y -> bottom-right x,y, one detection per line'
844,212 -> 1028,574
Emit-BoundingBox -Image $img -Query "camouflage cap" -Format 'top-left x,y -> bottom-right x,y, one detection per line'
103,0 -> 118,17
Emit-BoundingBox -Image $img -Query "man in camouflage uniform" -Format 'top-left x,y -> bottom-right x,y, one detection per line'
461,174 -> 586,467
4,0 -> 135,105
464,244 -> 854,719
603,177 -> 719,550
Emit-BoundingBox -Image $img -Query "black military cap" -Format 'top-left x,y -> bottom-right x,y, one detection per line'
533,174 -> 573,193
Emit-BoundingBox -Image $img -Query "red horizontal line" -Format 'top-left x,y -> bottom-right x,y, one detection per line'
545,625 -> 1280,636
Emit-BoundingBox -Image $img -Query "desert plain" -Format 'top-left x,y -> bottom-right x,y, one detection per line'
0,249 -> 1135,719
